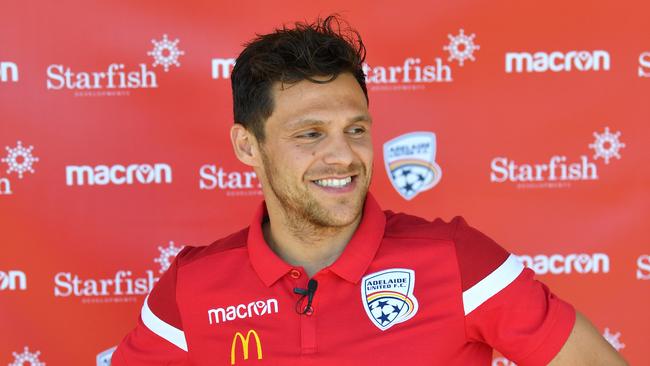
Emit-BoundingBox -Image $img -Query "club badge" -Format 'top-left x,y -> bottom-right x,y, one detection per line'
383,132 -> 442,200
361,268 -> 419,331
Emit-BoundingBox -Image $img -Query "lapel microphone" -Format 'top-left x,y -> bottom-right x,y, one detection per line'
293,279 -> 318,315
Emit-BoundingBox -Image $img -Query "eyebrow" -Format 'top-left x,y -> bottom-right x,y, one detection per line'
287,114 -> 373,130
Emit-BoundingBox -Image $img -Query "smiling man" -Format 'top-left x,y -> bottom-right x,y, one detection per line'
112,16 -> 628,365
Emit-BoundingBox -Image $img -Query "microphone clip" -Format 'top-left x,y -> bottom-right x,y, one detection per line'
293,279 -> 318,315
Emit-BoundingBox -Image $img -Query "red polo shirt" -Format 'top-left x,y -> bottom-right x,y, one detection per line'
113,193 -> 575,365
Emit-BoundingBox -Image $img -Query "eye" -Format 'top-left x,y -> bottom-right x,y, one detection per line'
346,126 -> 367,136
296,131 -> 322,139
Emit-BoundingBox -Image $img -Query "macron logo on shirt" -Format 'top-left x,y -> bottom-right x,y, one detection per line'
208,298 -> 279,325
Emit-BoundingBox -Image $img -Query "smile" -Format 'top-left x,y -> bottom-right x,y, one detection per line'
313,176 -> 353,188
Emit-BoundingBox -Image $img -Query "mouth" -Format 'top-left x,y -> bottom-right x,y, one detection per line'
310,175 -> 357,193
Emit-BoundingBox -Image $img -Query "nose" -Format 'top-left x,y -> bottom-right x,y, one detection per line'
322,132 -> 355,167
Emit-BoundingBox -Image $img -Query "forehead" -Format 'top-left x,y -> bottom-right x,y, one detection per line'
267,73 -> 369,129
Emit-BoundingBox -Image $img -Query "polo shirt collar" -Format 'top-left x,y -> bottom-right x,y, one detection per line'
247,193 -> 386,287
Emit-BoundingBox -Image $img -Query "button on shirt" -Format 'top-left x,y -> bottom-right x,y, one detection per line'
112,193 -> 575,365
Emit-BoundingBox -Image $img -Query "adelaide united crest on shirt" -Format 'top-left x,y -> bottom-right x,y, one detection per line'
361,268 -> 419,331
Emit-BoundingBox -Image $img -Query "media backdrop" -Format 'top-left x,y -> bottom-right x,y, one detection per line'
1,0 -> 648,365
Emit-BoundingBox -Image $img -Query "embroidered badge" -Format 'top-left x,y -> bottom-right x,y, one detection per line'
361,268 -> 419,331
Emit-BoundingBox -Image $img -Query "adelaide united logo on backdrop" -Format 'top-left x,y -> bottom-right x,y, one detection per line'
383,132 -> 442,200
361,268 -> 419,331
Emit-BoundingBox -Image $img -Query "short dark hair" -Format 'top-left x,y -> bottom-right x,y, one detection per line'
231,15 -> 368,142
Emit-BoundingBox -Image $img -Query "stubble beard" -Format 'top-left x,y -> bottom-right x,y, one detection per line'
259,147 -> 371,240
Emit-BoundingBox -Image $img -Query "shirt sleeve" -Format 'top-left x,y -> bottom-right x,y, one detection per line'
451,217 -> 576,366
112,248 -> 191,365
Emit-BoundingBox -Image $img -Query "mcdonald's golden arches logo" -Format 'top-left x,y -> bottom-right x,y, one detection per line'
230,329 -> 263,365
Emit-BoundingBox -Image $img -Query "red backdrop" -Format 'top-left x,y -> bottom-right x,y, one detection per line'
1,1 -> 648,365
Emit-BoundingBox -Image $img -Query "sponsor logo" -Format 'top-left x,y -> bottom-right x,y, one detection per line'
54,270 -> 158,298
154,241 -> 184,273
65,163 -> 172,186
443,29 -> 480,66
2,141 -> 39,178
366,28 -> 478,90
490,155 -> 597,184
1,140 -> 39,196
517,253 -> 610,275
492,357 -> 517,366
230,329 -> 263,365
603,328 -> 625,352
199,164 -> 262,196
505,50 -> 610,73
637,254 -> 650,280
1,61 -> 19,82
383,132 -> 442,200
148,34 -> 185,72
212,58 -> 236,79
589,127 -> 625,164
208,299 -> 278,325
96,346 -> 116,366
46,34 -> 183,96
361,268 -> 419,331
639,52 -> 650,77
53,244 -> 184,303
0,270 -> 27,291
9,346 -> 45,366
490,127 -> 624,189
363,58 -> 452,87
46,63 -> 157,91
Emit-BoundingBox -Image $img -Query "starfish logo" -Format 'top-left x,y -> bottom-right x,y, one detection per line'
2,141 -> 39,179
603,328 -> 625,351
9,346 -> 45,366
147,34 -> 185,72
154,241 -> 185,273
589,127 -> 625,164
443,29 -> 480,66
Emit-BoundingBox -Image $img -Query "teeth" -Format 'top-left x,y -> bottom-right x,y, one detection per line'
314,176 -> 352,188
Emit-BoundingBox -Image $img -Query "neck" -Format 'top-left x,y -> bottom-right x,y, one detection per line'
262,206 -> 362,278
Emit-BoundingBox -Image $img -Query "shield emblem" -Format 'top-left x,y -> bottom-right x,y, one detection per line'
96,346 -> 116,366
361,268 -> 419,331
383,132 -> 442,200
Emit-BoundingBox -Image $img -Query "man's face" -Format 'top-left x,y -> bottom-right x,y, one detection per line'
257,72 -> 373,229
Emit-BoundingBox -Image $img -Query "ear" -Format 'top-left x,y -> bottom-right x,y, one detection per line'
230,124 -> 259,167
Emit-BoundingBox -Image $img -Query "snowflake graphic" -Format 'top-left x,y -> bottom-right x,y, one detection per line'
147,34 -> 185,72
9,346 -> 45,366
603,328 -> 625,351
589,127 -> 625,164
154,241 -> 185,273
2,141 -> 39,179
443,29 -> 480,66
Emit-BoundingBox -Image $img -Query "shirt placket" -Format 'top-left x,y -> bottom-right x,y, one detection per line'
299,288 -> 318,355
286,267 -> 319,355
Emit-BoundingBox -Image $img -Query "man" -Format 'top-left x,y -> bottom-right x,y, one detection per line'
113,16 -> 627,365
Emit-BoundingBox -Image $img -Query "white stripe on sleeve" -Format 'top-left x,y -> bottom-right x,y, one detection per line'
462,254 -> 525,316
141,295 -> 188,352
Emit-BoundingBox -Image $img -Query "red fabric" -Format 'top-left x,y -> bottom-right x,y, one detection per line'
112,248 -> 190,365
112,315 -> 188,365
452,216 -> 510,291
465,268 -> 576,365
113,193 -> 574,365
146,247 -> 188,330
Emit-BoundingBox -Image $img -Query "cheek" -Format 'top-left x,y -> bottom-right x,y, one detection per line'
354,141 -> 374,163
277,148 -> 312,177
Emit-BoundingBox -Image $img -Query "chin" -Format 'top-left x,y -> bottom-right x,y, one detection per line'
314,198 -> 365,227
